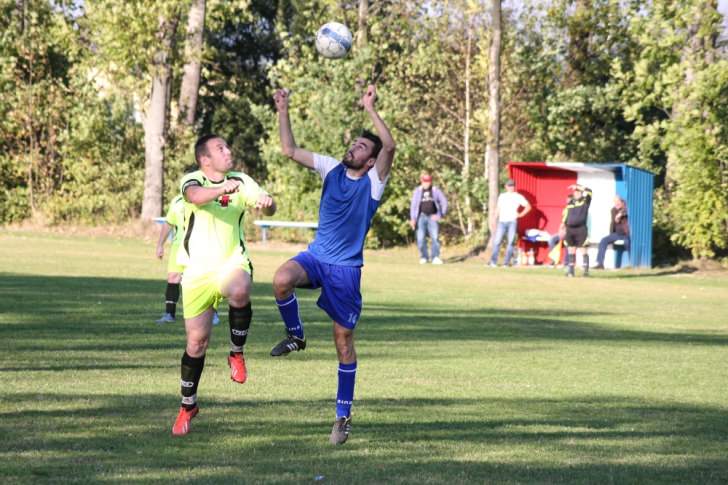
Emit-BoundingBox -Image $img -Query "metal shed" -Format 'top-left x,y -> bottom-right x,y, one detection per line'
507,162 -> 655,268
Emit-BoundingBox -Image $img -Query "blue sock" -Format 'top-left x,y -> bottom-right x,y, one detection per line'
336,361 -> 357,418
276,294 -> 304,339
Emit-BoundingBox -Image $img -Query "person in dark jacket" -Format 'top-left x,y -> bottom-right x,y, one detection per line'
410,173 -> 448,264
561,184 -> 592,277
594,196 -> 630,269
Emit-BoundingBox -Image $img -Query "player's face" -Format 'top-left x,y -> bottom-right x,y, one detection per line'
573,189 -> 583,200
342,137 -> 376,170
204,138 -> 233,172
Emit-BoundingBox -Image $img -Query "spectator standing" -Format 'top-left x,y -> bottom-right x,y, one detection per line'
410,173 -> 448,264
489,179 -> 531,267
594,196 -> 630,269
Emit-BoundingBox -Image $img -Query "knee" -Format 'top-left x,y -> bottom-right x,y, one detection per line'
186,336 -> 209,357
334,336 -> 355,362
272,271 -> 295,299
228,287 -> 250,307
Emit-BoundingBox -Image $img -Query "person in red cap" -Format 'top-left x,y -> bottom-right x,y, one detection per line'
410,172 -> 448,264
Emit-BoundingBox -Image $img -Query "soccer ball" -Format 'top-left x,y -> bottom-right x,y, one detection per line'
315,22 -> 352,59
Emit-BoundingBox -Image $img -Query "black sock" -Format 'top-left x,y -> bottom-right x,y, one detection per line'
568,253 -> 576,274
180,352 -> 205,409
229,303 -> 252,352
582,254 -> 590,273
165,283 -> 180,317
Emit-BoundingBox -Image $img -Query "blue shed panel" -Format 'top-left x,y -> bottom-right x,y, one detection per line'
623,166 -> 654,267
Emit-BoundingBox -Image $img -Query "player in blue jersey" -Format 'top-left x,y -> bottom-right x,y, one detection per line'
271,84 -> 395,445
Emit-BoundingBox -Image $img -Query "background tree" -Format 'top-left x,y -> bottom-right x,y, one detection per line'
485,0 -> 502,237
141,8 -> 180,220
178,0 -> 206,128
1,0 -> 726,262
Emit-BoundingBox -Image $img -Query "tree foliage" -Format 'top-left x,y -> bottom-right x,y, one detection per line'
1,0 -> 726,261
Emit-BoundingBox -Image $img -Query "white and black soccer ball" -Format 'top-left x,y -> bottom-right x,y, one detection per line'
315,22 -> 352,59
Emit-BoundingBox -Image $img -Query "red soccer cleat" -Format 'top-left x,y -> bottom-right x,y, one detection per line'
228,353 -> 247,384
172,406 -> 199,436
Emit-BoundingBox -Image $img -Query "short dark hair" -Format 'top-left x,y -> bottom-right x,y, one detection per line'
194,134 -> 221,164
360,130 -> 382,160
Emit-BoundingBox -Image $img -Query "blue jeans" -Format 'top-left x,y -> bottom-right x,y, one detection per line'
416,213 -> 440,260
490,221 -> 517,265
596,233 -> 630,266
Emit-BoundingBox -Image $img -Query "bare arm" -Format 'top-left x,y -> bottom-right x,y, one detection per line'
518,201 -> 532,218
184,179 -> 241,205
156,224 -> 173,259
360,84 -> 396,181
273,89 -> 314,169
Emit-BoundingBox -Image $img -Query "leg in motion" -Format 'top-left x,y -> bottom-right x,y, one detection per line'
271,259 -> 311,356
330,322 -> 356,445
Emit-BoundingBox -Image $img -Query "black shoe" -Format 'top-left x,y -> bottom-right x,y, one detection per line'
270,335 -> 306,357
330,416 -> 352,445
593,264 -> 605,270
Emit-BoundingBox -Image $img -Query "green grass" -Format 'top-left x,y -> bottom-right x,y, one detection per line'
1,231 -> 727,484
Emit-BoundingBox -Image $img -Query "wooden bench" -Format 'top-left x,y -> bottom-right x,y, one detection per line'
253,220 -> 318,243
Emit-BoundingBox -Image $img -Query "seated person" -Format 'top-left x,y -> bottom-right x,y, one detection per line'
594,196 -> 630,269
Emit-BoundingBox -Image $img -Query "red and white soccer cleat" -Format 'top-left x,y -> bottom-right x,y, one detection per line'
172,406 -> 199,436
228,353 -> 247,384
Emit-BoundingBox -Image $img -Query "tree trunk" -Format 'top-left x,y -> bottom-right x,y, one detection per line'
178,0 -> 206,126
485,0 -> 502,236
141,13 -> 179,221
357,0 -> 368,49
463,14 -> 473,235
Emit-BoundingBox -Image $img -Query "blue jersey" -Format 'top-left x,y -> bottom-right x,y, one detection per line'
307,153 -> 388,266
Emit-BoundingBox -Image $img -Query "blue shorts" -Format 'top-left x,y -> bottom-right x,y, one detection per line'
292,251 -> 362,329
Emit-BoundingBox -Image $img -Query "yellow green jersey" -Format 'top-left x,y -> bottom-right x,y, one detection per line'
164,195 -> 186,246
177,170 -> 266,274
165,195 -> 186,273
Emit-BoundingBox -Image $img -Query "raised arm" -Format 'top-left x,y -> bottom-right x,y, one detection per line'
359,84 -> 396,181
273,89 -> 314,169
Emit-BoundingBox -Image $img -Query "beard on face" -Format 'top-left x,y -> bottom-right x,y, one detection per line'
342,158 -> 366,169
342,151 -> 367,170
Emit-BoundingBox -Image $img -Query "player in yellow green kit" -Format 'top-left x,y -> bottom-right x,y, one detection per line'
172,134 -> 276,436
155,195 -> 186,324
155,195 -> 220,325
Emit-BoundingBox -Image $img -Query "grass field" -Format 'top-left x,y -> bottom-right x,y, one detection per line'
1,230 -> 727,484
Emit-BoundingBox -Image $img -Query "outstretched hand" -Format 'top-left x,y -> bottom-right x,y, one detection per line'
273,88 -> 290,113
359,84 -> 377,111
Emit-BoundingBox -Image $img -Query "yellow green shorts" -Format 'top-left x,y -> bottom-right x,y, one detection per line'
167,243 -> 185,273
181,255 -> 252,319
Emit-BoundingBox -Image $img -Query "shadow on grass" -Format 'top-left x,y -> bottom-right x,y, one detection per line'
2,274 -> 727,358
2,392 -> 727,483
605,264 -> 699,279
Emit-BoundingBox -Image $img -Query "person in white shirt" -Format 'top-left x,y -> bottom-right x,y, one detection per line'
489,179 -> 531,267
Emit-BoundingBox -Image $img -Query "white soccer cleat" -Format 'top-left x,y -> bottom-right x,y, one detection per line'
431,257 -> 443,265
